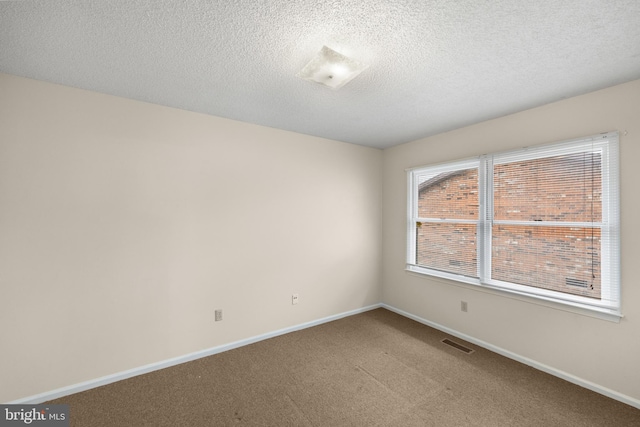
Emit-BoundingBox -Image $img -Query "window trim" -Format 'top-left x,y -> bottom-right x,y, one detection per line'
406,132 -> 621,320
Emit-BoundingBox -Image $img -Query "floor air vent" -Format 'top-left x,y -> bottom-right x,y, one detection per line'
441,338 -> 474,354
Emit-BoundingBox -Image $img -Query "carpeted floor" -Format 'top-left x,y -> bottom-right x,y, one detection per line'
48,308 -> 640,426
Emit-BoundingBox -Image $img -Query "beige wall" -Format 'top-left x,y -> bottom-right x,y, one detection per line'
2,71 -> 639,405
382,79 -> 640,402
0,73 -> 382,402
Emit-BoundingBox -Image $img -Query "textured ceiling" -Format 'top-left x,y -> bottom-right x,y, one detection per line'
1,1 -> 640,149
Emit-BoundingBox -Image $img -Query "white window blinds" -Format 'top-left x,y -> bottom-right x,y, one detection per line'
407,132 -> 620,317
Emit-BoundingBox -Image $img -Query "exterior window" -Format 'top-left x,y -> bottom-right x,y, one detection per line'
407,132 -> 620,317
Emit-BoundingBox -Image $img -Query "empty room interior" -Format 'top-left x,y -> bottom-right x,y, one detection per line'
1,1 -> 640,425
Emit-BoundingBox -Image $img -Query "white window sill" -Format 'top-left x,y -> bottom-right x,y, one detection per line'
405,268 -> 623,323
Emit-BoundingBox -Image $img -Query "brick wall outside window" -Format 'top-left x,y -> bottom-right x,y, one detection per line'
417,154 -> 602,299
417,169 -> 478,277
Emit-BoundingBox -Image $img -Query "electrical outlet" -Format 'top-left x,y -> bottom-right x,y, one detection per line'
461,301 -> 468,312
215,309 -> 223,321
292,293 -> 299,305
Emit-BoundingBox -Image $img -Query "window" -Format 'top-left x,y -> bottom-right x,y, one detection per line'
407,132 -> 620,317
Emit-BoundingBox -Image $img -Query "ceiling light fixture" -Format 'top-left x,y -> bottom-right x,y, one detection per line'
297,46 -> 368,90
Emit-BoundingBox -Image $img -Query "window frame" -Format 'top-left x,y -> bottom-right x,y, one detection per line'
406,132 -> 621,319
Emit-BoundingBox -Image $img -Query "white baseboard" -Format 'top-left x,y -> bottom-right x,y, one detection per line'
9,304 -> 382,404
381,303 -> 640,410
12,302 -> 639,410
